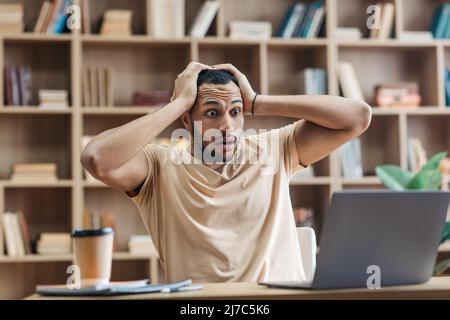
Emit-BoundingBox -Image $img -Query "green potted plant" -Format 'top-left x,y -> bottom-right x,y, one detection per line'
375,151 -> 450,276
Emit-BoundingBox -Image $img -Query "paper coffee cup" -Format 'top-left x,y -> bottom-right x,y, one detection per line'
72,228 -> 114,287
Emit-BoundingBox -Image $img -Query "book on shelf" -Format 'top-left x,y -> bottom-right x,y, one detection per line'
147,0 -> 185,38
369,2 -> 394,40
128,235 -> 158,256
293,207 -> 315,229
334,27 -> 362,41
374,82 -> 421,108
4,66 -> 32,106
83,208 -> 118,251
80,0 -> 91,34
132,90 -> 171,106
398,31 -> 433,42
337,61 -> 364,102
408,137 -> 427,173
188,0 -> 220,38
2,211 -> 32,257
0,3 -> 23,34
39,89 -> 68,110
34,0 -> 71,34
229,21 -> 272,40
430,3 -> 450,39
276,0 -> 325,39
100,9 -> 132,36
297,68 -> 327,95
445,68 -> 450,107
10,163 -> 58,182
37,232 -> 72,255
83,67 -> 113,107
340,138 -> 363,178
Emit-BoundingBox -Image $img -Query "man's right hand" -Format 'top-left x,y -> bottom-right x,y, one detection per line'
170,61 -> 212,109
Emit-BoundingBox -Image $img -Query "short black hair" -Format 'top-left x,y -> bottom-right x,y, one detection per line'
197,69 -> 239,88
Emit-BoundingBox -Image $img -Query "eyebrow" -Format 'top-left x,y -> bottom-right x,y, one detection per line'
202,99 -> 243,106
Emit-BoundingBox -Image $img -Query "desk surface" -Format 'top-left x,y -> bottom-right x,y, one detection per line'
26,277 -> 450,300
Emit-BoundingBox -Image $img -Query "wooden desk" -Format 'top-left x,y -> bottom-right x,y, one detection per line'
25,277 -> 450,300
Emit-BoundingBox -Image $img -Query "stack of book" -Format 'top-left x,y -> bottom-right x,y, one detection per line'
229,21 -> 272,39
2,211 -> 32,257
34,0 -> 71,34
132,90 -> 171,106
128,235 -> 158,256
369,2 -> 395,40
11,163 -> 58,182
82,67 -> 113,107
188,0 -> 220,38
337,61 -> 364,101
374,82 -> 421,108
408,137 -> 427,173
39,89 -> 68,110
4,66 -> 32,106
293,207 -> 315,228
276,0 -> 325,39
333,28 -> 362,41
37,233 -> 72,255
430,3 -> 450,39
100,9 -> 132,36
297,68 -> 327,95
147,0 -> 185,38
340,138 -> 363,178
0,3 -> 23,33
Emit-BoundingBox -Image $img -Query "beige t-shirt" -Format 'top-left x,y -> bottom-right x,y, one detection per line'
129,120 -> 308,283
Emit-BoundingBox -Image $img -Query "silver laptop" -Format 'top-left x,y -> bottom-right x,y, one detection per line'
260,190 -> 450,289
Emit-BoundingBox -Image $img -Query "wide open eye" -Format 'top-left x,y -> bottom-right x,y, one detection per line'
231,107 -> 241,117
205,109 -> 218,118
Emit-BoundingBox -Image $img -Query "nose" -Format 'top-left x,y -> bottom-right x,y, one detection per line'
218,113 -> 235,133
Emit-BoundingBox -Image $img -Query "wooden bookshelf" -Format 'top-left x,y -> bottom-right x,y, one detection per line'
0,0 -> 449,299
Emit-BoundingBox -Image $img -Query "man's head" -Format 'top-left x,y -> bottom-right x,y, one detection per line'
181,69 -> 244,163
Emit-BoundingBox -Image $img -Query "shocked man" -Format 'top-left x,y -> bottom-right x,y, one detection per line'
81,61 -> 372,283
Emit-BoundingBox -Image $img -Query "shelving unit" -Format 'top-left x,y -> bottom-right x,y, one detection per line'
0,0 -> 449,299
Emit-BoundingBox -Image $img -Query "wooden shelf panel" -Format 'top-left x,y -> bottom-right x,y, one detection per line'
0,179 -> 73,188
82,106 -> 161,115
0,107 -> 72,114
0,114 -> 72,180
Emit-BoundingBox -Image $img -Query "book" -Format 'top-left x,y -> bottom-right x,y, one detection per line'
408,137 -> 427,173
229,21 -> 272,39
83,67 -> 113,107
90,68 -> 98,106
37,233 -> 71,254
80,0 -> 91,34
445,68 -> 450,107
98,68 -> 106,107
82,68 -> 91,106
340,138 -> 363,178
377,2 -> 395,40
11,162 -> 58,182
334,28 -> 362,41
148,0 -> 185,38
293,207 -> 315,228
337,61 -> 364,101
38,89 -> 68,109
0,3 -> 23,34
18,67 -> 32,106
297,68 -> 327,95
100,9 -> 132,36
375,82 -> 421,108
430,4 -> 450,39
188,0 -> 220,38
34,1 -> 51,33
17,210 -> 32,254
3,213 -> 17,256
398,31 -> 433,42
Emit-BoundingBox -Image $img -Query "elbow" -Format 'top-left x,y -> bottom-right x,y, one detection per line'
80,147 -> 107,179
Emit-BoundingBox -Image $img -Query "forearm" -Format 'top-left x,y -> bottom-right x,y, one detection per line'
81,98 -> 189,176
254,94 -> 371,130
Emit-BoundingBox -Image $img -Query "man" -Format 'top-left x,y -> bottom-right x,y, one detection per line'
81,61 -> 372,283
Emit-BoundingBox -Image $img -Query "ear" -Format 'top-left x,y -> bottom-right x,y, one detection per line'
181,112 -> 191,131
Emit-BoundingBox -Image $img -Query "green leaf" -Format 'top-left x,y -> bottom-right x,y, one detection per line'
441,222 -> 450,244
421,151 -> 448,171
375,165 -> 412,191
433,258 -> 450,276
406,170 -> 442,190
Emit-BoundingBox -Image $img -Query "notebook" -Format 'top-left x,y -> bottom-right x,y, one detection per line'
36,278 -> 202,296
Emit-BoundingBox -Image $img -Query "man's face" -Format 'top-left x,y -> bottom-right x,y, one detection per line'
184,82 -> 244,163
